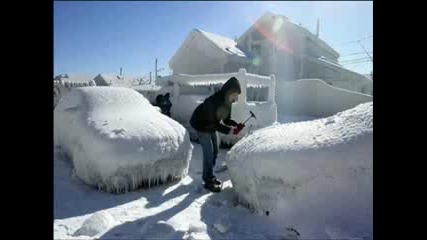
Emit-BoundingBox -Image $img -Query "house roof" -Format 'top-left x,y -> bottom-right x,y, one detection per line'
195,29 -> 247,58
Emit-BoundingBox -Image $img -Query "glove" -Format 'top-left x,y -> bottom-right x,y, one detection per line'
233,123 -> 245,135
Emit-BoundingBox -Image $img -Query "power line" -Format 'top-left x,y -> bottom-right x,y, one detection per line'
340,51 -> 373,57
357,41 -> 373,62
341,60 -> 371,65
340,57 -> 372,63
331,35 -> 373,48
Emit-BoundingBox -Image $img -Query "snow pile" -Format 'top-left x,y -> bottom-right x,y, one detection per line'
54,87 -> 193,193
73,211 -> 116,237
226,102 -> 373,237
276,79 -> 373,117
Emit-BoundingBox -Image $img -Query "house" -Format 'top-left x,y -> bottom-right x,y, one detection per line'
237,11 -> 371,93
54,74 -> 96,87
169,11 -> 372,96
169,29 -> 252,75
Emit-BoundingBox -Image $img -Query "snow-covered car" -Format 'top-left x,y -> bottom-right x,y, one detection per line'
54,87 -> 193,193
226,102 -> 373,234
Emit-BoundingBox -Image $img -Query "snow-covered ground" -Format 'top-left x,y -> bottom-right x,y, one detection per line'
54,144 -> 301,240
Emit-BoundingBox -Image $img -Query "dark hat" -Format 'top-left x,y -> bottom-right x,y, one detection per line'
221,77 -> 241,94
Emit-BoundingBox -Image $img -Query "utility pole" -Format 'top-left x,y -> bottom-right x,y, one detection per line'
149,72 -> 152,84
155,58 -> 157,82
154,58 -> 164,83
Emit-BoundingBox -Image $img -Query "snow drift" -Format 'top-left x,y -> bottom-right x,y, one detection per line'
276,79 -> 373,117
226,102 -> 372,236
54,87 -> 193,193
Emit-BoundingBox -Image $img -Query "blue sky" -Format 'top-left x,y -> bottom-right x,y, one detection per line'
54,1 -> 373,77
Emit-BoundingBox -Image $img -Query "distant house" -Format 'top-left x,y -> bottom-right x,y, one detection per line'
54,74 -> 96,87
169,11 -> 372,96
54,74 -> 96,109
94,74 -> 163,103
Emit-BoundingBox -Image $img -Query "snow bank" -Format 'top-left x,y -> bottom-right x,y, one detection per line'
226,102 -> 372,236
54,87 -> 193,193
276,79 -> 373,117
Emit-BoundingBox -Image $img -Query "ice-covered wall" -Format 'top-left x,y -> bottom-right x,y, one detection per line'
276,79 -> 373,117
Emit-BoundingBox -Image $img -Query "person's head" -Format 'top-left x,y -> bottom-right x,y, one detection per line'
221,77 -> 241,104
227,91 -> 239,104
164,93 -> 170,100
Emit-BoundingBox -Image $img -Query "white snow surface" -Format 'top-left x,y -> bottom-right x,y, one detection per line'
55,143 -> 310,240
54,87 -> 193,193
226,102 -> 373,238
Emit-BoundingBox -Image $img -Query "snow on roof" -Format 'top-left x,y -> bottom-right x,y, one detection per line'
174,72 -> 272,88
196,29 -> 247,58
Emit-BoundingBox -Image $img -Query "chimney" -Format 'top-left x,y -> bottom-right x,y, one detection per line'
316,18 -> 320,37
120,67 -> 123,76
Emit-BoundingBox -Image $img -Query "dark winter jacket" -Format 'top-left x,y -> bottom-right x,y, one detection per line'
153,93 -> 172,117
190,77 -> 241,134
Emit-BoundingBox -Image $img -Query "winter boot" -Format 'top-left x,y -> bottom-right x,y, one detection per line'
204,182 -> 222,192
211,177 -> 222,186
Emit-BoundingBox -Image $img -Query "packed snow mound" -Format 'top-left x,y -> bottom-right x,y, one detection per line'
226,102 -> 373,236
73,211 -> 116,237
54,87 -> 193,193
